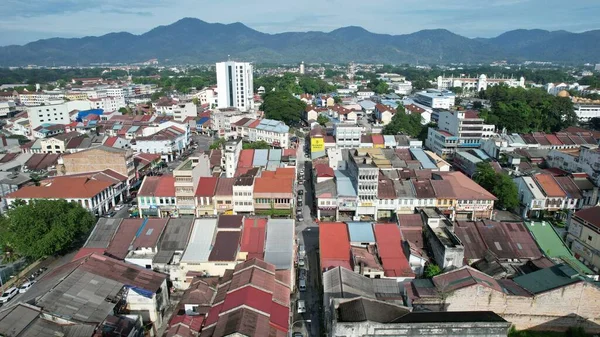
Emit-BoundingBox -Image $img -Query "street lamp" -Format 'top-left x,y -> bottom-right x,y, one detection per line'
290,319 -> 311,337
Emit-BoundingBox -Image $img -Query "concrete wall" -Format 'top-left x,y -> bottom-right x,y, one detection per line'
331,320 -> 510,337
412,282 -> 600,332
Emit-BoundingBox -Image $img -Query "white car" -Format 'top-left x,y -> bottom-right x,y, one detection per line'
0,287 -> 18,303
114,204 -> 124,211
297,300 -> 306,313
19,281 -> 36,293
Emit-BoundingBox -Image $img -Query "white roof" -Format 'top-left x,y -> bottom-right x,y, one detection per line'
264,219 -> 294,269
180,218 -> 217,263
521,176 -> 546,200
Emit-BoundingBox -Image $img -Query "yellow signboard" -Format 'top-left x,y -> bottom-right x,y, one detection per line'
311,138 -> 324,153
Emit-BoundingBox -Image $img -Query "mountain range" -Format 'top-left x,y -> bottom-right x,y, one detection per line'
0,18 -> 599,66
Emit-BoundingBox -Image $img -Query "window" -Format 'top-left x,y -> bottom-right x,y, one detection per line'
588,235 -> 593,242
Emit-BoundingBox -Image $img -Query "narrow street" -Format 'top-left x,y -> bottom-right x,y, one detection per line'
292,137 -> 322,337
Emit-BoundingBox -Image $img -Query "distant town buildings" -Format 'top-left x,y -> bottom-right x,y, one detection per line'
436,74 -> 525,91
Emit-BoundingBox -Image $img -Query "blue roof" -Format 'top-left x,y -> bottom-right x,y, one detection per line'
77,109 -> 103,122
256,119 -> 289,133
472,149 -> 491,161
127,125 -> 140,133
335,170 -> 357,197
347,222 -> 375,243
268,149 -> 282,162
252,149 -> 269,167
383,135 -> 397,146
358,100 -> 376,109
410,148 -> 437,169
112,124 -> 123,130
197,117 -> 210,125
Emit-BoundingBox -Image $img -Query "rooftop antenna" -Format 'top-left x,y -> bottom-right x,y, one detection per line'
227,55 -> 231,61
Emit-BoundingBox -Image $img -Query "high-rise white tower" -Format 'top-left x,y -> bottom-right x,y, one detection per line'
216,61 -> 254,112
300,61 -> 305,75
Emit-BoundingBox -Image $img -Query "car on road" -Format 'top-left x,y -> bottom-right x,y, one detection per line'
299,268 -> 307,280
0,287 -> 18,303
297,300 -> 306,313
298,258 -> 305,268
298,244 -> 305,257
19,280 -> 36,293
106,211 -> 117,218
298,190 -> 304,196
114,204 -> 124,211
297,215 -> 304,222
292,333 -> 304,337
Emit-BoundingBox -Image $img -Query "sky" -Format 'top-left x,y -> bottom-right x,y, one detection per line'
1,0 -> 599,46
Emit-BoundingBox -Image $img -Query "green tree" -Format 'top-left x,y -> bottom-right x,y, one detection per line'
0,200 -> 95,259
209,138 -> 226,150
333,96 -> 342,104
118,107 -> 128,114
260,90 -> 306,125
424,264 -> 442,278
242,140 -> 271,150
382,106 -> 424,137
589,117 -> 600,131
450,86 -> 463,95
474,162 -> 519,210
192,97 -> 199,106
317,114 -> 329,126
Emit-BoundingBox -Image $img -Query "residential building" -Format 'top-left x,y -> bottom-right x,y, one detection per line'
374,103 -> 395,125
247,118 -> 290,148
233,170 -> 256,214
348,149 -> 380,218
89,96 -> 126,112
435,74 -> 525,91
137,175 -> 177,217
6,176 -> 119,215
125,218 -> 169,269
0,171 -> 31,212
154,100 -> 197,122
14,253 -> 169,330
547,145 -> 600,185
216,61 -> 254,112
196,176 -> 218,216
406,264 -> 600,332
174,156 -> 211,216
214,177 -> 235,214
514,176 -> 547,218
415,89 -> 455,109
224,138 -> 242,178
132,125 -> 188,162
211,107 -> 254,138
0,101 -> 16,117
58,145 -> 135,182
27,100 -> 90,129
426,110 -> 495,157
334,123 -> 362,149
152,218 -> 194,289
422,209 -> 465,270
253,168 -> 295,216
567,207 -> 600,273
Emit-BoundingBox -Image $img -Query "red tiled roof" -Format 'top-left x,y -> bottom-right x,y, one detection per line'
319,222 -> 351,271
404,104 -> 425,114
196,177 -> 218,197
463,110 -> 480,119
131,219 -> 168,249
241,218 -> 267,260
221,286 -> 272,314
104,136 -> 118,147
105,219 -> 142,259
7,176 -> 113,199
397,214 -> 423,227
433,266 -> 505,294
544,134 -> 563,145
139,175 -> 176,197
248,119 -> 261,128
72,247 -> 106,261
314,163 -> 334,178
237,149 -> 254,168
533,173 -> 566,198
253,176 -> 293,194
371,134 -> 384,144
373,223 -> 414,278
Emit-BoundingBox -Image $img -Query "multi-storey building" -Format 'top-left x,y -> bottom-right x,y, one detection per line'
224,139 -> 242,178
132,125 -> 188,162
216,61 -> 254,112
414,90 -> 455,109
567,207 -> 600,273
174,155 -> 211,216
27,100 -> 90,129
137,175 -> 177,217
547,145 -> 600,186
232,171 -> 256,214
435,74 -> 525,91
334,123 -> 362,149
426,110 -> 495,157
347,149 -> 380,218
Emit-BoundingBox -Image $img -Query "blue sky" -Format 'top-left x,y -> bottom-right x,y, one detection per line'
1,0 -> 599,46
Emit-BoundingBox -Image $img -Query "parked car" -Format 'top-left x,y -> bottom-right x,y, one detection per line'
298,258 -> 305,268
0,287 -> 18,303
298,190 -> 304,196
293,333 -> 304,337
114,204 -> 124,211
19,280 -> 36,293
297,300 -> 306,313
299,268 -> 307,280
106,211 -> 117,218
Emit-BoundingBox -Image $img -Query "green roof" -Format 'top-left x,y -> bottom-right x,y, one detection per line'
513,264 -> 583,294
525,221 -> 593,275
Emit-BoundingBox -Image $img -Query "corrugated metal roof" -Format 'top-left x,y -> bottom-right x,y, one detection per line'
181,219 -> 218,263
383,135 -> 397,147
347,222 -> 375,243
456,151 -> 482,164
409,148 -> 436,169
268,149 -> 282,162
252,149 -> 269,167
472,149 -> 490,160
264,219 -> 294,269
319,222 -> 351,271
335,170 -> 357,197
208,231 -> 241,261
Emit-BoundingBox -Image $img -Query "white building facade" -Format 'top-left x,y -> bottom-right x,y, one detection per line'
216,61 -> 254,112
